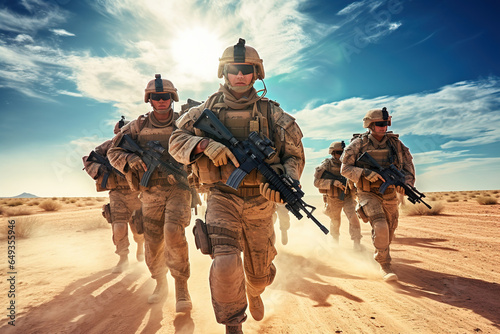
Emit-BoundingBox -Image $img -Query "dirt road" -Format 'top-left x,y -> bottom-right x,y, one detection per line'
0,196 -> 499,333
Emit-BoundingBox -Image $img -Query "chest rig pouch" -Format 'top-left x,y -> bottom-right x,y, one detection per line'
193,94 -> 280,190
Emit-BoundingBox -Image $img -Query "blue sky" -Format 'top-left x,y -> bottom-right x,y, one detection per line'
1,0 -> 499,197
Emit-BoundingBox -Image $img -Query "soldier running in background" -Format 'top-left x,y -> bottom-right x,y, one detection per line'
107,75 -> 192,311
341,107 -> 415,281
314,141 -> 362,250
82,118 -> 144,273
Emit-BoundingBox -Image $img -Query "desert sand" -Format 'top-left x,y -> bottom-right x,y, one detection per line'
0,193 -> 499,334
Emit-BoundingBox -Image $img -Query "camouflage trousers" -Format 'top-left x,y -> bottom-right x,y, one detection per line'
357,189 -> 399,264
206,188 -> 276,326
324,194 -> 362,241
141,185 -> 191,281
272,203 -> 290,232
109,189 -> 143,256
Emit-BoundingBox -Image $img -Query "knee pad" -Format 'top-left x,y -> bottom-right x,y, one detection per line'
213,254 -> 242,280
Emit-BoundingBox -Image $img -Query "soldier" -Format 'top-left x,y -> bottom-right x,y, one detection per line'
107,75 -> 192,311
272,203 -> 290,245
340,107 -> 415,282
82,118 -> 144,273
314,141 -> 362,250
169,38 -> 305,334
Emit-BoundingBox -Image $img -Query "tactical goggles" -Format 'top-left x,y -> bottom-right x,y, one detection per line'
333,151 -> 343,155
374,121 -> 389,127
150,93 -> 171,101
225,64 -> 255,75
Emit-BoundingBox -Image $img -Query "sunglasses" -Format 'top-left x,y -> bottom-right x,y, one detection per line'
225,64 -> 255,75
374,121 -> 389,127
150,93 -> 171,101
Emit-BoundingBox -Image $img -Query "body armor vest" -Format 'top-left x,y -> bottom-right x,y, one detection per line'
193,93 -> 280,193
354,133 -> 400,192
318,158 -> 345,198
132,114 -> 180,188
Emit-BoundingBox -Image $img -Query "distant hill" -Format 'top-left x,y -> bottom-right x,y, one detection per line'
10,192 -> 39,198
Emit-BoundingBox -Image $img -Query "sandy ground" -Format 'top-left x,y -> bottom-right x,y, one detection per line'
0,194 -> 499,334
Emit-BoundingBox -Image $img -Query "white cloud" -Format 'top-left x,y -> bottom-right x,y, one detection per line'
13,34 -> 35,43
0,0 -> 67,33
295,77 -> 500,148
50,28 -> 75,37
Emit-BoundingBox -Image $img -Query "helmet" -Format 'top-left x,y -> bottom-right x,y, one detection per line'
114,116 -> 129,134
218,38 -> 265,80
144,74 -> 179,103
363,107 -> 392,128
328,141 -> 345,155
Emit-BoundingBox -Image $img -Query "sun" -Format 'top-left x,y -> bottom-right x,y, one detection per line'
171,27 -> 224,81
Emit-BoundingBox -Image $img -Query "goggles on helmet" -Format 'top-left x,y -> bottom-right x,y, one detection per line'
150,93 -> 171,101
225,64 -> 255,75
374,121 -> 389,127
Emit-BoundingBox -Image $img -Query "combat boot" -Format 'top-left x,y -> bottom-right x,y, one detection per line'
281,230 -> 288,245
380,263 -> 398,282
136,241 -> 145,262
226,325 -> 243,334
148,276 -> 168,304
247,294 -> 264,321
111,255 -> 128,273
175,279 -> 192,312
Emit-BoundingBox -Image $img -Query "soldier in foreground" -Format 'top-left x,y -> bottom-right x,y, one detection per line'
169,39 -> 305,334
82,118 -> 144,273
341,107 -> 415,281
314,141 -> 362,250
108,75 -> 192,311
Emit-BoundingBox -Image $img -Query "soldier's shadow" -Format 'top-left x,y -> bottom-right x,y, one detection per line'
391,262 -> 500,330
0,266 -> 167,334
272,251 -> 364,307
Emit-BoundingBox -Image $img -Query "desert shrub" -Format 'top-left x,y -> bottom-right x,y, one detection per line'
469,194 -> 476,198
85,201 -> 96,206
3,207 -> 33,216
82,217 -> 110,230
39,199 -> 62,212
96,197 -> 106,202
27,200 -> 40,206
429,196 -> 437,201
6,199 -> 24,207
69,198 -> 77,203
492,190 -> 499,194
403,202 -> 445,216
1,217 -> 42,239
476,196 -> 497,205
443,193 -> 449,196
446,197 -> 459,202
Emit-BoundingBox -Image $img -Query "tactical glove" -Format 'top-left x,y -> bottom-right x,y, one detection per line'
127,155 -> 146,172
396,185 -> 405,195
333,180 -> 346,191
204,140 -> 240,167
363,169 -> 384,183
260,183 -> 283,203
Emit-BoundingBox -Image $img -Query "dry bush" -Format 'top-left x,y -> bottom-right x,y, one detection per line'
3,207 -> 33,216
82,217 -> 110,230
476,196 -> 497,205
492,190 -> 499,194
85,201 -> 96,206
446,198 -> 459,203
1,217 -> 42,239
6,199 -> 24,207
96,197 -> 106,202
69,198 -> 77,203
39,199 -> 62,212
403,202 -> 445,216
27,200 -> 40,206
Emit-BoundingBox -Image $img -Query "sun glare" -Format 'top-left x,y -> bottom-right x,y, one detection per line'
171,27 -> 224,81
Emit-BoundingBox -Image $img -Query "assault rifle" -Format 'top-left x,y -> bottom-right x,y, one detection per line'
321,170 -> 346,200
88,150 -> 124,188
117,134 -> 202,212
357,152 -> 432,209
193,108 -> 329,235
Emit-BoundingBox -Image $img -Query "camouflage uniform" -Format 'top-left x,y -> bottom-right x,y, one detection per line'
169,40 -> 304,329
341,108 -> 415,280
108,75 -> 192,309
313,156 -> 361,244
83,138 -> 144,272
